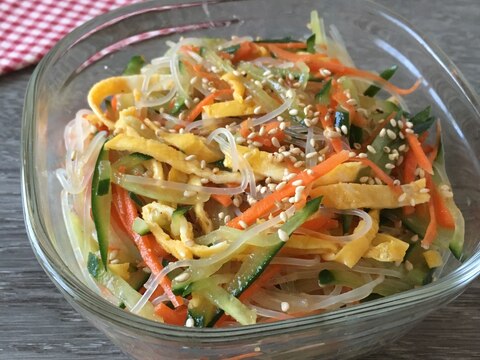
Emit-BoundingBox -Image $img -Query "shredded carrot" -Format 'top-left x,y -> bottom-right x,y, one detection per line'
211,194 -> 233,207
430,182 -> 455,229
232,42 -> 265,63
267,44 -> 421,96
355,158 -> 402,195
404,132 -> 433,175
185,89 -> 233,123
112,185 -> 182,307
154,303 -> 188,326
302,214 -> 338,231
227,150 -> 350,229
261,42 -> 307,49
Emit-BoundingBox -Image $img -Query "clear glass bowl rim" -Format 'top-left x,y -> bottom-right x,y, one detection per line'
21,0 -> 480,340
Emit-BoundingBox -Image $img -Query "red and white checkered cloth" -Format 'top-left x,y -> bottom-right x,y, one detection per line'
0,0 -> 142,75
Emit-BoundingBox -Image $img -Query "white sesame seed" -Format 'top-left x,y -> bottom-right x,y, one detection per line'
405,260 -> 413,271
306,169 -> 314,175
271,137 -> 281,148
252,141 -> 263,147
292,179 -> 303,186
341,125 -> 349,135
278,229 -> 289,242
379,128 -> 387,137
411,234 -> 419,242
386,129 -> 397,140
353,142 -> 362,150
185,154 -> 197,161
233,196 -> 242,207
389,118 -> 397,127
383,146 -> 391,153
393,179 -> 401,186
358,152 -> 368,158
175,271 -> 191,282
398,144 -> 407,152
289,109 -> 299,116
183,190 -> 197,197
374,177 -> 383,185
388,153 -> 398,161
319,68 -> 331,77
258,126 -> 266,136
232,70 -> 241,77
306,151 -> 317,159
218,212 -> 225,220
142,267 -> 152,273
239,220 -> 248,229
254,106 -> 262,115
293,160 -> 304,168
406,121 -> 414,128
224,215 -> 231,223
267,128 -> 278,135
385,163 -> 395,169
247,132 -> 257,140
397,120 -> 404,129
398,193 -> 407,202
366,145 -> 376,154
186,318 -> 195,328
254,80 -> 263,87
360,176 -> 369,183
398,132 -> 405,140
200,159 -> 206,169
405,128 -> 414,134
285,173 -> 297,181
281,301 -> 290,312
346,98 -> 357,106
348,151 -> 356,158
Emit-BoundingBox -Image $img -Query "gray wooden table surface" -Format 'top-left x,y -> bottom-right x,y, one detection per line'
1,0 -> 479,359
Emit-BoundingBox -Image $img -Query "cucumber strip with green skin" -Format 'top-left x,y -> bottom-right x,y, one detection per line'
400,142 -> 464,259
123,55 -> 145,75
170,97 -> 186,115
409,106 -> 435,134
306,34 -> 316,53
254,37 -> 301,43
132,217 -> 150,236
87,253 -> 160,321
129,192 -> 145,207
96,160 -> 111,196
192,278 -> 257,326
363,65 -> 398,97
349,125 -> 363,147
334,109 -> 350,137
187,292 -> 218,327
91,142 -> 111,268
315,79 -> 332,105
195,197 -> 322,327
112,152 -> 152,173
220,44 -> 240,54
319,268 -> 413,296
173,205 -> 192,216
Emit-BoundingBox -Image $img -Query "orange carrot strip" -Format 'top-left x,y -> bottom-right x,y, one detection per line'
261,42 -> 307,49
154,303 -> 188,326
112,185 -> 182,307
268,44 -> 421,96
355,158 -> 402,195
185,89 -> 233,123
405,132 -> 433,175
430,183 -> 455,229
227,150 -> 350,229
211,194 -> 233,207
302,215 -> 338,231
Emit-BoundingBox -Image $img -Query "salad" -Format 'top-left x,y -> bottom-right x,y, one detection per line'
57,11 -> 464,327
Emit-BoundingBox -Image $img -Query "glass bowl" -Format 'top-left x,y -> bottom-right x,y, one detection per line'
21,0 -> 480,358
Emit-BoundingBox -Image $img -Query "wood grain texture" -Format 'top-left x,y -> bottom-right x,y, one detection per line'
0,0 -> 478,359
